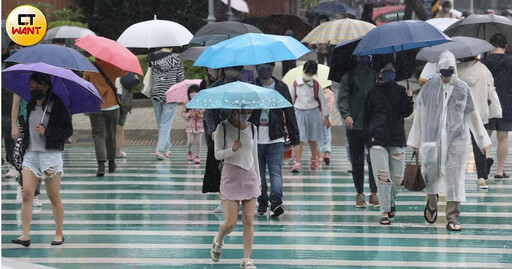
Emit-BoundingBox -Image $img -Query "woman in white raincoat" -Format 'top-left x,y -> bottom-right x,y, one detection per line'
407,51 -> 491,231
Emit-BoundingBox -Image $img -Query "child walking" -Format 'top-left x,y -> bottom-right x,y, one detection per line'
182,85 -> 204,164
211,109 -> 259,269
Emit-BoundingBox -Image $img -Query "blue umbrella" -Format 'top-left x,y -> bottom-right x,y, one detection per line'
193,33 -> 310,69
2,62 -> 102,115
353,20 -> 451,56
4,44 -> 98,72
311,1 -> 357,18
186,81 -> 292,110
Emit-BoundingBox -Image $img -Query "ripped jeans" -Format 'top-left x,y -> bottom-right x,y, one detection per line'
369,146 -> 405,213
22,151 -> 63,180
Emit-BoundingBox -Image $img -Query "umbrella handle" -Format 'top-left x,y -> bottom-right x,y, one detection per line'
407,78 -> 410,90
238,109 -> 241,140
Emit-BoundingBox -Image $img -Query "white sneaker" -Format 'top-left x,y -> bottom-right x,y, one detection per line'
240,258 -> 256,269
16,186 -> 23,203
478,178 -> 489,189
214,203 -> 224,213
5,167 -> 19,178
32,196 -> 43,207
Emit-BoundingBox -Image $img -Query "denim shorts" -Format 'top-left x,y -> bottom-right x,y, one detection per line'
22,151 -> 63,180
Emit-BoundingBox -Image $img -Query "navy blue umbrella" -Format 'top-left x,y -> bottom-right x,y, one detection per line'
353,20 -> 451,56
311,1 -> 357,18
4,44 -> 98,72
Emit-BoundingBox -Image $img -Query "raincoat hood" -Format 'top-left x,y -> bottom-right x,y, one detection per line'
437,50 -> 458,84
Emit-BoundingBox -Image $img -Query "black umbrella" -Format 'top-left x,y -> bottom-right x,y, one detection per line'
444,14 -> 512,42
328,37 -> 361,83
190,21 -> 262,46
179,46 -> 207,61
256,14 -> 312,41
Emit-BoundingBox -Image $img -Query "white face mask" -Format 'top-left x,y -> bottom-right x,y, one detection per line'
238,113 -> 251,124
303,74 -> 313,81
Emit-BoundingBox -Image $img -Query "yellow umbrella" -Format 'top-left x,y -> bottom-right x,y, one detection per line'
302,18 -> 375,45
282,64 -> 332,92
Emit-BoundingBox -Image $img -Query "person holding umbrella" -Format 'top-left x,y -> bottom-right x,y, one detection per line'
249,61 -> 300,217
408,51 -> 491,231
82,59 -> 126,176
11,72 -> 73,247
363,63 -> 414,225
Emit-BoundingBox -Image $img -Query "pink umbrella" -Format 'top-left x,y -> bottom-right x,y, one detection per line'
75,35 -> 143,75
166,79 -> 202,103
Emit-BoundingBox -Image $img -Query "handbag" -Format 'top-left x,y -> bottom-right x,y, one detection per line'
141,67 -> 153,98
488,86 -> 502,120
12,116 -> 26,171
403,152 -> 426,191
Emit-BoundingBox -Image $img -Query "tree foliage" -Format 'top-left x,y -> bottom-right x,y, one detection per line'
74,0 -> 208,41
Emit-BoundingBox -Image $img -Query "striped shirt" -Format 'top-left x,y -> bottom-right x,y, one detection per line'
148,52 -> 185,103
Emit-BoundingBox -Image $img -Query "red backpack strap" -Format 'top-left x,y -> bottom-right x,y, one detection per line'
313,79 -> 322,112
293,80 -> 298,104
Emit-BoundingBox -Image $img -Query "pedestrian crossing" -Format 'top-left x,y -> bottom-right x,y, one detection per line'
2,146 -> 512,268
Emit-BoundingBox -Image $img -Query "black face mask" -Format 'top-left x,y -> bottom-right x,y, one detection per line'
439,68 -> 454,78
30,89 -> 45,100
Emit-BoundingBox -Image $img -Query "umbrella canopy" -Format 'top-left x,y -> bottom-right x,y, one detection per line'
282,64 -> 332,90
43,26 -> 96,40
311,1 -> 357,18
179,46 -> 207,61
117,19 -> 193,48
191,21 -> 262,46
194,33 -> 310,69
328,37 -> 361,82
75,35 -> 143,75
302,18 -> 375,45
426,18 -> 460,31
416,36 -> 495,62
220,0 -> 249,13
256,14 -> 312,41
2,62 -> 102,114
166,79 -> 202,103
444,14 -> 512,42
4,44 -> 98,72
353,20 -> 451,56
186,81 -> 292,109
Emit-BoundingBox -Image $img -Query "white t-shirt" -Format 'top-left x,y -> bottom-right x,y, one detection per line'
258,81 -> 285,144
290,77 -> 329,117
419,62 -> 438,84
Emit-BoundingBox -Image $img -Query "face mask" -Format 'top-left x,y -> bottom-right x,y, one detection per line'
303,74 -> 313,81
238,113 -> 251,124
257,65 -> 273,80
359,56 -> 371,65
381,70 -> 396,83
225,69 -> 242,80
439,68 -> 454,78
30,89 -> 45,100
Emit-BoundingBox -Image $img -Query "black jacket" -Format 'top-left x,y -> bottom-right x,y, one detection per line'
363,81 -> 413,147
248,77 -> 300,146
22,96 -> 73,151
481,54 -> 512,121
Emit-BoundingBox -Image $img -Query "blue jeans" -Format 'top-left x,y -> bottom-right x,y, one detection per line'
370,146 -> 405,213
152,100 -> 177,153
257,142 -> 284,205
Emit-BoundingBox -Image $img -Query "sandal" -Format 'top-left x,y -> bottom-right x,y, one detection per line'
423,195 -> 438,224
494,172 -> 510,179
379,217 -> 391,225
446,222 -> 462,231
210,236 -> 223,262
388,203 -> 396,218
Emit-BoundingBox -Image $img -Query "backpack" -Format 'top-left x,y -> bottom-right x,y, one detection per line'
293,79 -> 322,111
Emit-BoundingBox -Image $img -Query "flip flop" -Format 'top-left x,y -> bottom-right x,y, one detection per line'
494,172 -> 510,179
423,195 -> 438,224
379,217 -> 391,225
446,222 -> 462,231
388,203 -> 396,218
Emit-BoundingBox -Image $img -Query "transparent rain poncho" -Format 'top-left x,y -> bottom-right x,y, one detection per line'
407,51 -> 491,202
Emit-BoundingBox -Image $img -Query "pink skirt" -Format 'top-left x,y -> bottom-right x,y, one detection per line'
220,163 -> 260,201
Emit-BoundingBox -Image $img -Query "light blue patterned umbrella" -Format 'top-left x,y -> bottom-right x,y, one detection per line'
186,81 -> 292,109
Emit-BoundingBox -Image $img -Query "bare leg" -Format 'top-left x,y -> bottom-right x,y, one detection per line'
45,171 -> 64,242
294,142 -> 304,163
216,200 -> 239,244
115,125 -> 124,157
496,131 -> 509,176
308,141 -> 318,160
19,167 -> 39,240
241,198 -> 256,259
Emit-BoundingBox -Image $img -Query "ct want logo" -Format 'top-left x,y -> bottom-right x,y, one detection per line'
6,5 -> 47,46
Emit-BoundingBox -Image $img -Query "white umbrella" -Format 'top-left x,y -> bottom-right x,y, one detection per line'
426,18 -> 460,31
117,18 -> 193,48
220,0 -> 249,13
43,26 -> 96,40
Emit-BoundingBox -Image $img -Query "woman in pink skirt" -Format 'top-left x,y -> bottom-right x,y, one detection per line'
211,109 -> 260,269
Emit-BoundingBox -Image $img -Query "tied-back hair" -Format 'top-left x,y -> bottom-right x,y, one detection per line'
28,72 -> 53,111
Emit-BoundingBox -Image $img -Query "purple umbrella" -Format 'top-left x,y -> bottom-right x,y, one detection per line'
2,62 -> 102,114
